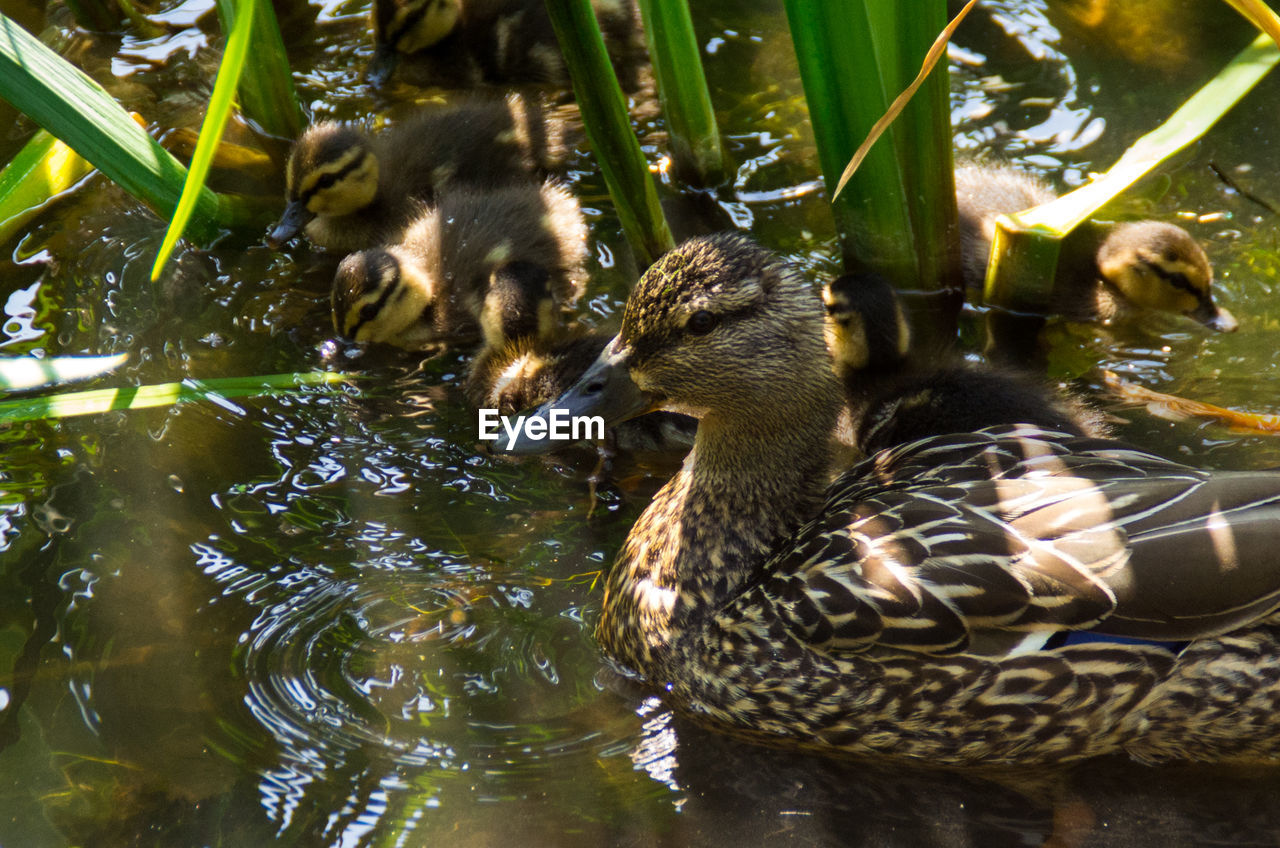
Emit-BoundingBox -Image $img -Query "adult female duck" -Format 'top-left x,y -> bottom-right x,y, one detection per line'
508,232 -> 1280,765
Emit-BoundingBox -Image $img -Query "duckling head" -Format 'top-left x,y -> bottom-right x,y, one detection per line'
331,246 -> 441,349
507,233 -> 836,446
479,261 -> 557,350
822,272 -> 912,378
1096,221 -> 1237,332
267,123 -> 380,248
367,0 -> 462,86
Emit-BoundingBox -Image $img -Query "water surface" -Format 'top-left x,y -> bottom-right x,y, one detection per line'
4,1 -> 1280,845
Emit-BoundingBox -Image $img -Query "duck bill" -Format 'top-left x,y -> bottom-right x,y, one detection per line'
502,339 -> 658,454
266,200 -> 313,249
1189,299 -> 1239,333
365,46 -> 400,89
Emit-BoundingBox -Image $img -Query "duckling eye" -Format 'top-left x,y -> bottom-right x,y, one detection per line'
686,310 -> 718,336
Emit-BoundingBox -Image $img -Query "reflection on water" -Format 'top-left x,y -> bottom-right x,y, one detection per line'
2,0 -> 1280,845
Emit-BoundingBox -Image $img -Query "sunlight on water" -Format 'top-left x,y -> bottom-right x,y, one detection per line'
3,0 -> 1280,845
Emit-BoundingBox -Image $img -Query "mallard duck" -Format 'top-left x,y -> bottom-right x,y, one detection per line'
506,232 -> 1280,765
266,95 -> 564,252
332,179 -> 588,348
464,259 -> 696,452
823,271 -> 1106,454
367,0 -> 645,92
955,162 -> 1237,331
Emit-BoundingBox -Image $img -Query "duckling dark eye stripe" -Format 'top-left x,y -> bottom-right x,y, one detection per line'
383,0 -> 431,48
299,155 -> 366,203
350,276 -> 401,335
1139,258 -> 1205,300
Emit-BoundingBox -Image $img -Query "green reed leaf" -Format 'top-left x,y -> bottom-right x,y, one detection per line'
0,12 -> 224,231
215,0 -> 304,142
546,0 -> 674,269
636,0 -> 726,185
150,0 -> 256,280
0,354 -> 128,392
984,33 -> 1280,310
0,371 -> 350,422
0,129 -> 95,246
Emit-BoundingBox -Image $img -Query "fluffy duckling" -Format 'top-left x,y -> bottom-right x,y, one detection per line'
955,162 -> 1237,331
505,233 -> 1280,765
367,0 -> 645,91
822,272 -> 1106,454
464,261 -> 695,452
332,179 -> 588,348
267,95 -> 565,252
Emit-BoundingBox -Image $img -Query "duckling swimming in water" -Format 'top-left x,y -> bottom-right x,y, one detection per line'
367,0 -> 646,92
465,261 -> 695,452
822,271 -> 1106,454
955,162 -> 1237,331
267,95 -> 565,252
332,179 -> 589,348
506,232 -> 1280,765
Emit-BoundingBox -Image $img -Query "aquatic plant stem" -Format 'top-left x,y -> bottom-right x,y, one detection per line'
635,0 -> 727,185
545,0 -> 674,269
215,0 -> 304,142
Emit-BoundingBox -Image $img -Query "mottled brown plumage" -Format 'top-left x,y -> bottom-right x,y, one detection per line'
955,162 -> 1236,331
332,180 -> 588,348
509,232 -> 1280,765
268,95 -> 565,252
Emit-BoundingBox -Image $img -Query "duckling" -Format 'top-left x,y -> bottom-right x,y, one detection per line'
822,272 -> 1106,454
506,232 -> 1280,765
955,162 -> 1237,331
367,0 -> 645,92
464,261 -> 695,452
332,179 -> 588,348
267,95 -> 565,252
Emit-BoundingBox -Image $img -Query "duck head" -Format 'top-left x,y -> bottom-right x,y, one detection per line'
268,123 -> 380,248
1096,221 -> 1237,332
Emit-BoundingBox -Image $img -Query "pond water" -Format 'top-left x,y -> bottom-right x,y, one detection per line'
5,0 -> 1280,845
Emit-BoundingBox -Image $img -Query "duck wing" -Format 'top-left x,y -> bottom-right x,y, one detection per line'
752,426 -> 1280,656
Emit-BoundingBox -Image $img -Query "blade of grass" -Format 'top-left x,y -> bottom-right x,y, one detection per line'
635,0 -> 726,185
833,0 -> 976,200
150,0 -> 255,280
984,33 -> 1280,308
0,371 -> 349,423
545,0 -> 673,268
0,13 -> 250,232
215,0 -> 303,142
0,353 -> 127,392
0,129 -> 95,245
887,1 -> 965,303
783,1 -> 914,279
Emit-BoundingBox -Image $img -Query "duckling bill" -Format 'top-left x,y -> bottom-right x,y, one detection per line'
956,162 -> 1237,331
467,259 -> 695,453
505,232 -> 1280,765
268,95 -> 566,252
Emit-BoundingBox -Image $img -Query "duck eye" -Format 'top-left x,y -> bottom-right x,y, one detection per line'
687,310 -> 718,335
